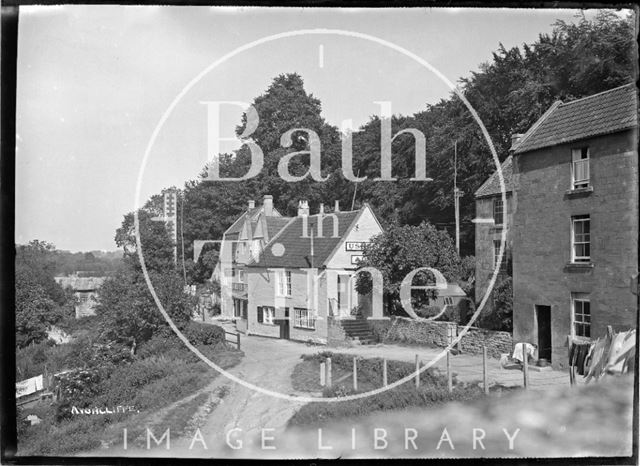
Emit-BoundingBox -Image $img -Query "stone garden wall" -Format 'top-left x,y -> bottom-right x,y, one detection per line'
372,316 -> 513,359
327,316 -> 350,348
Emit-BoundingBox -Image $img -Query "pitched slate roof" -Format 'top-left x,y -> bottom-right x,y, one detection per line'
224,205 -> 283,236
265,217 -> 291,239
248,210 -> 361,269
514,83 -> 638,154
474,155 -> 513,198
438,283 -> 467,298
225,207 -> 261,235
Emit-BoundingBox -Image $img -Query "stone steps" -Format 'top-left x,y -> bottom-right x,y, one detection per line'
340,317 -> 376,345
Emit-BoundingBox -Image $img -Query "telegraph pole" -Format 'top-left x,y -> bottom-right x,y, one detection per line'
454,141 -> 463,255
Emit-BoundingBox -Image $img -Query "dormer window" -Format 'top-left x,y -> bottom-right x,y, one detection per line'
571,147 -> 590,189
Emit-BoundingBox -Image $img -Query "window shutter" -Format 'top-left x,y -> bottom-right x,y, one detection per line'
257,306 -> 263,323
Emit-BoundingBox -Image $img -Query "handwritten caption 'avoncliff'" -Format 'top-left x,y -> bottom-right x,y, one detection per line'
71,405 -> 139,415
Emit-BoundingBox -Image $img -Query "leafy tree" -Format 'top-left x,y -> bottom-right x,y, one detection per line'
15,268 -> 65,347
115,191 -> 176,275
16,240 -> 67,305
95,267 -> 193,353
181,73 -> 347,283
355,221 -> 462,316
15,240 -> 75,347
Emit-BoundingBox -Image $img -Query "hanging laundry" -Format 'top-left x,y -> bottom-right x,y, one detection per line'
584,327 -> 635,382
605,329 -> 636,375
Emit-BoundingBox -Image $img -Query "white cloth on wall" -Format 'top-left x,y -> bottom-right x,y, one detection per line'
512,342 -> 536,363
16,374 -> 44,398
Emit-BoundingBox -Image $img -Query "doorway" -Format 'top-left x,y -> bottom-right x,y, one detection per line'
536,305 -> 552,362
278,307 -> 290,340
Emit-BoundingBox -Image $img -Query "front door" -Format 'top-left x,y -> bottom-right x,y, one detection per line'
536,305 -> 552,361
279,307 -> 290,339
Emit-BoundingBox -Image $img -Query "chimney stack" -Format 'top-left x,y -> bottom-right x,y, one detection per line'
248,200 -> 255,209
334,200 -> 340,212
298,200 -> 309,217
319,203 -> 325,215
263,195 -> 273,216
510,133 -> 524,151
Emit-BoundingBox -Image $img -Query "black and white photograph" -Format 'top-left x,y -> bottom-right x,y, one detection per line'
2,3 -> 638,462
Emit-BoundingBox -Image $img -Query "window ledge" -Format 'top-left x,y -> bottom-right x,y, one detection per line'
293,326 -> 316,331
565,262 -> 594,271
565,186 -> 593,198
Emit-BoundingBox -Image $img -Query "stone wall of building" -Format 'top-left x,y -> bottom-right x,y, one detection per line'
475,193 -> 514,314
512,130 -> 638,369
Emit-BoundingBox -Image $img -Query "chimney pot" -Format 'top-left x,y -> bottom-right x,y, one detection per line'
263,195 -> 273,216
248,200 -> 255,209
510,133 -> 524,150
298,200 -> 309,217
334,200 -> 340,212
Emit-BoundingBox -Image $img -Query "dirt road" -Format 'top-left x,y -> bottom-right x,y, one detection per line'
85,332 -> 613,459
86,332 -> 319,458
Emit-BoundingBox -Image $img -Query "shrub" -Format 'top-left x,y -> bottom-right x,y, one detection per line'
415,305 -> 442,319
183,322 -> 225,346
478,277 -> 513,331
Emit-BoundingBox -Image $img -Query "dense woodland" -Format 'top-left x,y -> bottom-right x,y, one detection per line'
155,12 -> 634,283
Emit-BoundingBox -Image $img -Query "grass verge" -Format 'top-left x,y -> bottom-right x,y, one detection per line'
288,351 -> 510,427
16,329 -> 242,456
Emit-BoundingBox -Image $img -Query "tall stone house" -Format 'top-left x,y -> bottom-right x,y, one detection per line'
510,83 -> 638,368
474,154 -> 514,314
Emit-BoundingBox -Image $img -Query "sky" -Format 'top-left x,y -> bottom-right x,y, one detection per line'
15,6 -> 630,252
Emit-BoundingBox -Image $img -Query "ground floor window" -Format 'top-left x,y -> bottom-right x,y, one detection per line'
257,306 -> 275,325
572,293 -> 591,338
293,308 -> 316,330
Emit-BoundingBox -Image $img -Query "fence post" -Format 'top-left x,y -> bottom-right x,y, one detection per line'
353,357 -> 358,391
415,354 -> 420,388
382,358 -> 388,387
326,358 -> 332,388
523,351 -> 529,389
446,350 -> 452,393
320,362 -> 326,387
236,332 -> 241,350
483,346 -> 489,395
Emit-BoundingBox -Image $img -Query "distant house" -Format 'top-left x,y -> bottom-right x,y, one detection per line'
54,275 -> 106,318
433,283 -> 467,310
240,200 -> 384,344
510,83 -> 638,368
474,154 -> 514,313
